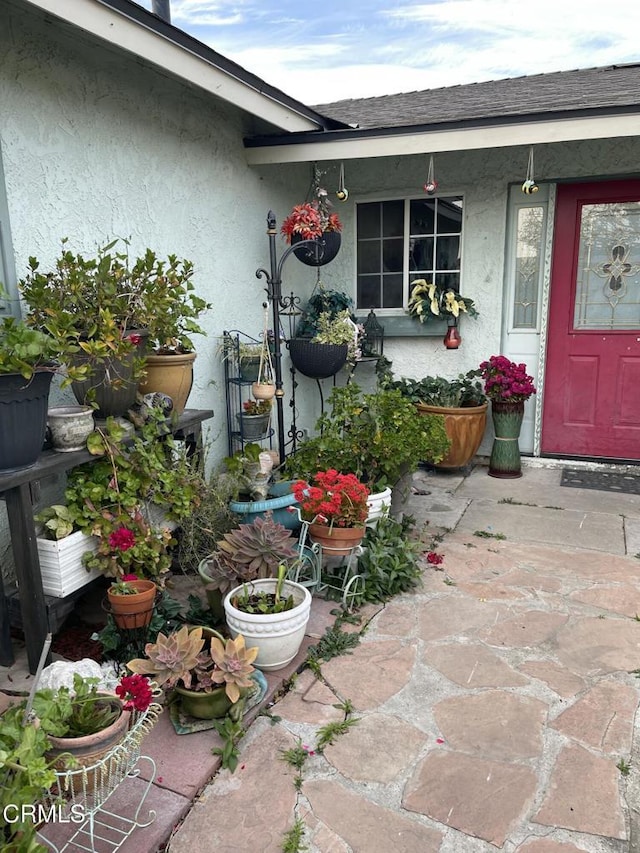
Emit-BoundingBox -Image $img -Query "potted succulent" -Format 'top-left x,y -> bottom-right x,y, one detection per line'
127,625 -> 258,719
0,316 -> 60,472
385,371 -> 488,469
107,573 -> 158,630
281,179 -> 342,267
20,238 -> 208,418
224,564 -> 312,671
34,504 -> 100,597
236,398 -> 271,441
408,278 -> 479,348
198,512 -> 299,621
478,355 -> 537,479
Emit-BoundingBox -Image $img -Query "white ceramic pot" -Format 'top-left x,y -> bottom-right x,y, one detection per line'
47,406 -> 95,452
224,578 -> 312,671
366,487 -> 392,526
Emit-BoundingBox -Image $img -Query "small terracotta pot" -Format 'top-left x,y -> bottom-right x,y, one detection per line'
107,579 -> 157,630
251,381 -> 276,400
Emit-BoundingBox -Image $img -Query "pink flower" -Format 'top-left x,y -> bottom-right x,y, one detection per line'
427,552 -> 444,565
122,573 -> 138,582
109,526 -> 136,552
126,333 -> 142,346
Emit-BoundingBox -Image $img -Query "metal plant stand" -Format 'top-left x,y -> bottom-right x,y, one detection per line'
37,699 -> 163,853
289,515 -> 365,610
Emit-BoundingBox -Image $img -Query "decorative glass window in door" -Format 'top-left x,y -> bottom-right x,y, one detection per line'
512,206 -> 544,329
574,201 -> 640,330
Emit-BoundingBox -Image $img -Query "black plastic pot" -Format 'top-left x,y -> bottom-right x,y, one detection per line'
288,339 -> 348,379
291,231 -> 341,267
0,370 -> 53,472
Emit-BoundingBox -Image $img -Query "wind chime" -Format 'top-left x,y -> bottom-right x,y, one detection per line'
522,147 -> 539,194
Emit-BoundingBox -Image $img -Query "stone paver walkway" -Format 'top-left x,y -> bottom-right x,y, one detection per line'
169,463 -> 640,853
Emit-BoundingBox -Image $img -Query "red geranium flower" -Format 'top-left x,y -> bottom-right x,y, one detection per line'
109,526 -> 136,552
426,551 -> 444,565
116,673 -> 153,712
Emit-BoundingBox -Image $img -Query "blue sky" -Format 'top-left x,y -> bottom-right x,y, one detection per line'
138,0 -> 640,104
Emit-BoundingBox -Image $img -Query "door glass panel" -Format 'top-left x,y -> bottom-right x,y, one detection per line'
513,206 -> 543,329
574,201 -> 640,330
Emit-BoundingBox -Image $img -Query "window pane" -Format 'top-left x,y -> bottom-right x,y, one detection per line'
382,201 -> 404,237
357,203 -> 380,239
357,241 -> 380,275
437,198 -> 463,232
436,236 -> 460,271
358,275 -> 381,309
437,272 -> 460,291
513,206 -> 543,329
410,199 -> 435,234
383,274 -> 403,308
383,238 -> 403,272
409,237 -> 433,271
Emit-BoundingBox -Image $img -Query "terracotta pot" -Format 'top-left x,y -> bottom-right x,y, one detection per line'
46,698 -> 131,792
107,579 -> 157,630
139,351 -> 197,415
251,381 -> 276,400
308,523 -> 366,557
416,402 -> 488,468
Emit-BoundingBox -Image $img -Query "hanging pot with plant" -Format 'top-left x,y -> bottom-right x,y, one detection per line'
281,172 -> 343,268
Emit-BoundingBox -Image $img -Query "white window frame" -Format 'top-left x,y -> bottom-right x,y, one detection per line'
354,191 -> 466,317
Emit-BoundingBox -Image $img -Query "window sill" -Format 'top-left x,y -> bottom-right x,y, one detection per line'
356,314 -> 447,337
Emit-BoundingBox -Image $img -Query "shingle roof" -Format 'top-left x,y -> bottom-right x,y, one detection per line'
312,64 -> 640,131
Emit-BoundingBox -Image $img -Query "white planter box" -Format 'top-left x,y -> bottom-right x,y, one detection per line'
37,530 -> 101,598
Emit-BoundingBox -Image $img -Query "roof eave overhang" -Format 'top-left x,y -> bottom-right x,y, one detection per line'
244,106 -> 640,164
21,0 -> 330,133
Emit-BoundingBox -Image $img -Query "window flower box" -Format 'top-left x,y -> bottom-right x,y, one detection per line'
37,530 -> 100,598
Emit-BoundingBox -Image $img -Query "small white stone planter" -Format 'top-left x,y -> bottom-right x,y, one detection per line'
366,487 -> 392,526
47,406 -> 95,452
224,578 -> 312,672
37,530 -> 101,597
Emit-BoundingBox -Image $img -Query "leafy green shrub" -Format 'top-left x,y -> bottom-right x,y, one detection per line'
384,371 -> 486,408
359,515 -> 424,601
284,383 -> 450,491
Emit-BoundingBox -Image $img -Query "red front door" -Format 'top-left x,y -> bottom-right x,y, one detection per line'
542,180 -> 640,460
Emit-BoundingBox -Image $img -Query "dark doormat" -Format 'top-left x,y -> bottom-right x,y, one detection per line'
560,467 -> 640,495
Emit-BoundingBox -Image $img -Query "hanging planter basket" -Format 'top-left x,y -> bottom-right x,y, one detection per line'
288,339 -> 348,379
291,231 -> 341,267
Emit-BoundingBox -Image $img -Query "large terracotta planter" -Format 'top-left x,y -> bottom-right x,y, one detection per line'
416,402 -> 488,468
138,351 -> 197,415
107,579 -> 157,630
308,523 -> 366,557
